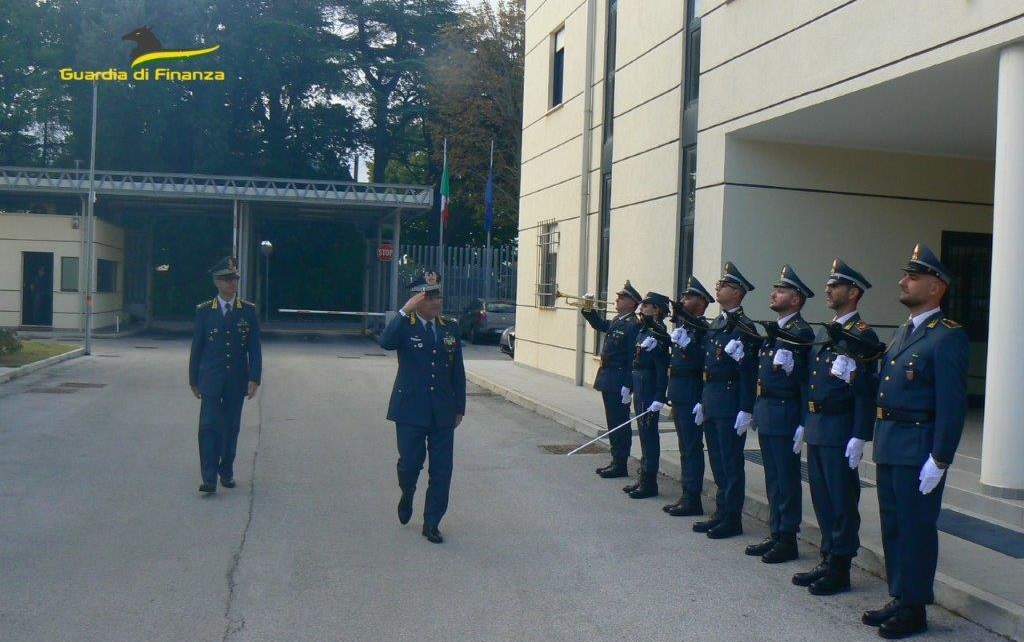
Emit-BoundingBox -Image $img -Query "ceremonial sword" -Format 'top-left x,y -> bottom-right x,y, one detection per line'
566,408 -> 655,456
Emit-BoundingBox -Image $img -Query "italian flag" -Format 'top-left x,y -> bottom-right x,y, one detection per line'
440,139 -> 450,227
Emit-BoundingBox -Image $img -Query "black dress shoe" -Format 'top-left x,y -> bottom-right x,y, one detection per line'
220,477 -> 237,489
421,524 -> 443,544
597,465 -> 629,479
792,555 -> 830,587
761,532 -> 798,564
198,482 -> 217,494
628,481 -> 658,499
863,599 -> 902,627
666,496 -> 703,517
808,555 -> 851,595
706,518 -> 743,539
622,478 -> 642,493
745,534 -> 777,557
596,460 -> 627,476
878,604 -> 927,639
662,497 -> 683,513
692,515 -> 723,533
397,490 -> 414,525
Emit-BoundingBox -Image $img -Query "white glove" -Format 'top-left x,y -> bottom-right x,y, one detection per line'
647,400 -> 665,413
773,349 -> 794,376
734,411 -> 752,435
724,339 -> 745,362
671,327 -> 690,348
918,455 -> 946,494
830,355 -> 857,384
640,336 -> 658,351
692,403 -> 704,426
620,386 -> 631,405
792,425 -> 804,454
845,437 -> 866,469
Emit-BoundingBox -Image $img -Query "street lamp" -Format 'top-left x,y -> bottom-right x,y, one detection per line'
260,240 -> 273,322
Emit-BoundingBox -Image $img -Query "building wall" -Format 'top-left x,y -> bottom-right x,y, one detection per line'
518,0 -> 1014,385
518,0 -> 687,381
0,213 -> 124,330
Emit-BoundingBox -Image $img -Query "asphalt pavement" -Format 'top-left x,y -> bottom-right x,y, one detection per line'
0,334 -> 1003,641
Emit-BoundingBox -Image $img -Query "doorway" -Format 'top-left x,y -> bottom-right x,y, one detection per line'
22,252 -> 54,326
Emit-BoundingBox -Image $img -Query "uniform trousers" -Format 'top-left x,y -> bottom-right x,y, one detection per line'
198,393 -> 246,484
876,463 -> 946,605
807,444 -> 861,556
671,406 -> 704,495
601,390 -> 632,463
758,433 -> 802,534
704,416 -> 746,517
396,421 -> 455,527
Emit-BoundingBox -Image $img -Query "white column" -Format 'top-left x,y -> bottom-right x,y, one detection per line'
236,203 -> 253,301
981,43 -> 1024,499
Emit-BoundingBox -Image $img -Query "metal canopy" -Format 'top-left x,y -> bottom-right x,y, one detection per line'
0,166 -> 433,210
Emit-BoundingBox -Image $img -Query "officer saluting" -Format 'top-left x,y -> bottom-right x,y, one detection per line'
188,257 -> 262,494
793,259 -> 879,596
581,281 -> 643,479
862,244 -> 968,639
663,277 -> 713,517
380,270 -> 466,544
693,262 -> 760,539
746,265 -> 815,563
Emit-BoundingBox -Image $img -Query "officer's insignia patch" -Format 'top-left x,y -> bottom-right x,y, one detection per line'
443,335 -> 456,348
927,318 -> 940,329
856,322 -> 870,331
844,321 -> 854,330
942,319 -> 962,329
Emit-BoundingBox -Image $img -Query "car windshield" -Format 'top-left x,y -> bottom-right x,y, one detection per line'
486,303 -> 515,313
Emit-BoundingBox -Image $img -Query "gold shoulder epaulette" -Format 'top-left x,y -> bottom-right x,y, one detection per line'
941,318 -> 962,329
199,299 -> 215,310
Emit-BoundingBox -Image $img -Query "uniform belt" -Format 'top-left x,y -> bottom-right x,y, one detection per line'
808,400 -> 853,414
632,365 -> 657,372
703,371 -> 739,383
757,388 -> 797,400
601,360 -> 628,369
876,407 -> 934,423
669,367 -> 701,378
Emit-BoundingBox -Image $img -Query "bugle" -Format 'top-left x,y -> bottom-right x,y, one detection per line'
555,290 -> 610,311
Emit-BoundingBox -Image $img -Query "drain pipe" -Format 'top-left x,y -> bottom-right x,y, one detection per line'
574,0 -> 598,386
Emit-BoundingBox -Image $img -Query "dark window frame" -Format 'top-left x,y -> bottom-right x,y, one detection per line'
97,258 -> 118,293
536,222 -> 560,308
941,231 -> 991,342
550,27 -> 565,108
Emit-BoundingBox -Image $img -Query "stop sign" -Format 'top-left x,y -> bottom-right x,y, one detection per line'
377,243 -> 395,262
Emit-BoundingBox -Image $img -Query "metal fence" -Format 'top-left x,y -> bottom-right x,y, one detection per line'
399,244 -> 517,313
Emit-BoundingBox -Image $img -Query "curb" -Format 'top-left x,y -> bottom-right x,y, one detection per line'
467,369 -> 1024,642
0,347 -> 86,384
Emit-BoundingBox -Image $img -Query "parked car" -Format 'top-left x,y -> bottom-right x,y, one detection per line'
499,326 -> 515,358
458,299 -> 516,344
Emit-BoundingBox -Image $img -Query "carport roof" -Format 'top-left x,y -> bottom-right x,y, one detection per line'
0,166 -> 434,211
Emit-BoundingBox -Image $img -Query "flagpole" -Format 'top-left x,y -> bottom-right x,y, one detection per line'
438,138 -> 446,278
484,140 -> 494,301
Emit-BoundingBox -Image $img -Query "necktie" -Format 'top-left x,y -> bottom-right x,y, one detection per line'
426,320 -> 436,344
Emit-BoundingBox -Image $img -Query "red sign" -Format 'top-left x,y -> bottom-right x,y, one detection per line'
376,243 -> 395,262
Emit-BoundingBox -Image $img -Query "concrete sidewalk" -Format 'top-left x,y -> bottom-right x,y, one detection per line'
464,358 -> 1024,641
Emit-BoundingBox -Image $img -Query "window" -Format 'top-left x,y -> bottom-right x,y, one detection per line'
60,257 -> 79,292
536,222 -> 559,307
550,27 -> 565,108
97,259 -> 118,293
941,231 -> 991,341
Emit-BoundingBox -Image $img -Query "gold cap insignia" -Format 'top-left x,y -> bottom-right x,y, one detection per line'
227,258 -> 237,270
911,244 -> 921,261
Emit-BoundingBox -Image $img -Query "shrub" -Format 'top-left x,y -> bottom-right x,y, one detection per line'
0,329 -> 22,355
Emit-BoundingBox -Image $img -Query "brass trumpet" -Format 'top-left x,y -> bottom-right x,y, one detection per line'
555,290 -> 611,311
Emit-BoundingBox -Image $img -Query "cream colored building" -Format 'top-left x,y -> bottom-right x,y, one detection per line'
0,212 -> 124,330
517,0 -> 1024,497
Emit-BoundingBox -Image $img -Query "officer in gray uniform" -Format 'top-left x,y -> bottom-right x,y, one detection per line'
745,265 -> 815,564
581,281 -> 643,479
380,270 -> 466,544
663,277 -> 713,517
188,257 -> 262,494
793,259 -> 879,596
621,292 -> 671,499
693,262 -> 760,540
861,244 -> 968,639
